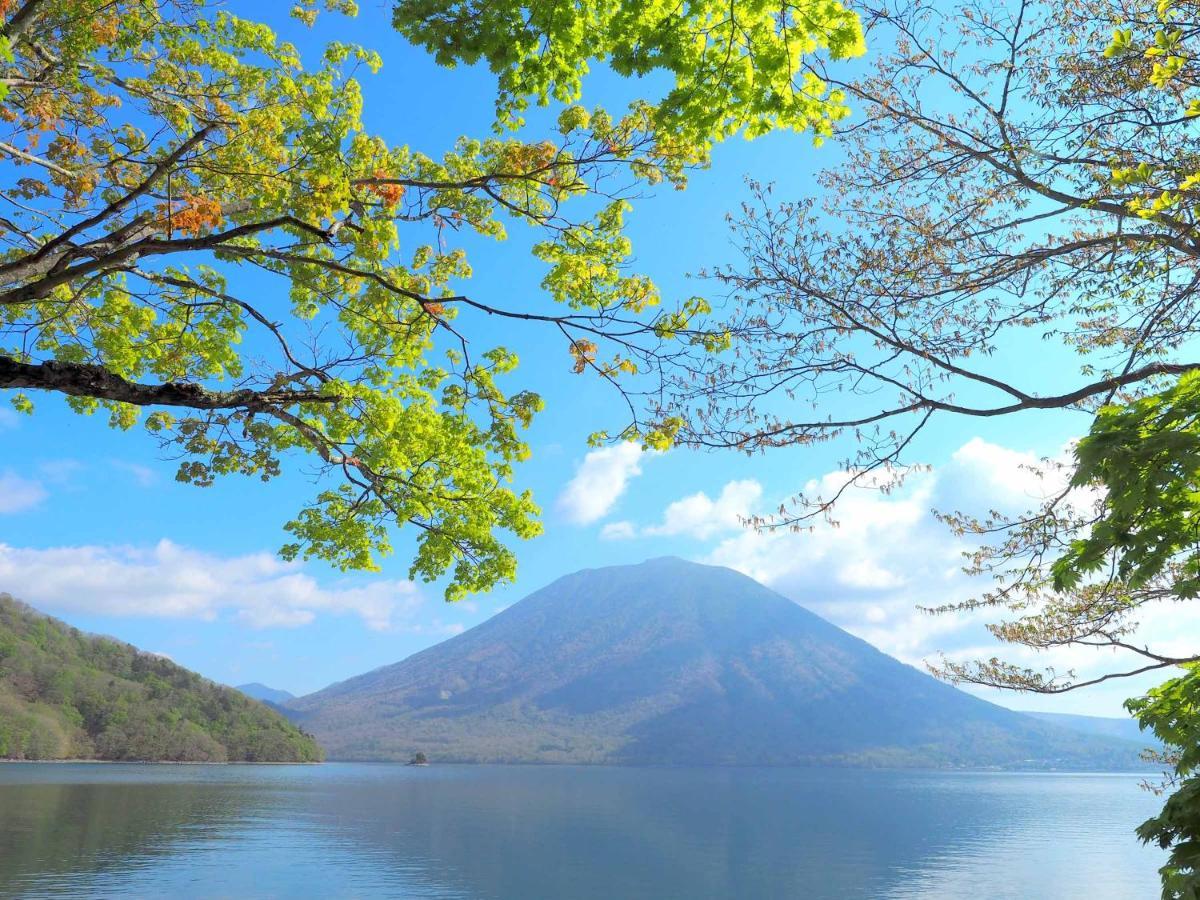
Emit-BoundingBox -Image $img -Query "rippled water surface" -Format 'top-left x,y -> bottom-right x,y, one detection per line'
0,763 -> 1165,898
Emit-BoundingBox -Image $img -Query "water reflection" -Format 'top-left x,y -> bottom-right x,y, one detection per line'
0,778 -> 252,882
0,764 -> 1164,899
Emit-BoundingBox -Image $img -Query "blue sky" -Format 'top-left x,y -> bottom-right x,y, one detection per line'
0,2 -> 1170,717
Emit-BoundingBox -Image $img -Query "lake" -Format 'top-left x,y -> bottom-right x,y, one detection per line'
0,763 -> 1165,899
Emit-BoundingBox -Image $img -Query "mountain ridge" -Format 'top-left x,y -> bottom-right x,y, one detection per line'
1023,710 -> 1148,744
236,682 -> 296,705
289,557 -> 1145,767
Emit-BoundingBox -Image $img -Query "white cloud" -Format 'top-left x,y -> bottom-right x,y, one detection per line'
0,471 -> 46,513
864,605 -> 888,624
839,557 -> 907,590
0,540 -> 425,631
110,460 -> 157,487
556,443 -> 650,525
0,408 -> 18,429
37,459 -> 83,485
601,520 -> 637,541
703,468 -> 957,661
934,437 -> 1064,514
643,480 -> 763,539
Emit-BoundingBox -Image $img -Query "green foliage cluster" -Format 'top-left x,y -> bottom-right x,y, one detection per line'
1052,369 -> 1200,896
1128,667 -> 1200,898
0,595 -> 323,762
0,0 -> 864,600
1055,371 -> 1200,598
394,0 -> 864,146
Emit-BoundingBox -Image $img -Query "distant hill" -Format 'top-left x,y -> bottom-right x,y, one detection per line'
289,557 -> 1145,767
237,682 -> 296,705
0,594 -> 323,762
1023,710 -> 1149,745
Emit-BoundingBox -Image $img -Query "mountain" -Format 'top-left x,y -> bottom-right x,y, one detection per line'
1023,710 -> 1149,745
237,682 -> 296,705
0,594 -> 323,762
289,557 -> 1144,767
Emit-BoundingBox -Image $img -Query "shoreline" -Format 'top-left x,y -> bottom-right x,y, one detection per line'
0,758 -> 1154,776
0,759 -> 322,765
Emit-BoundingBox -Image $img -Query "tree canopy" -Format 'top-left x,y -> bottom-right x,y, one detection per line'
393,0 -> 865,144
665,0 -> 1200,479
0,0 -> 863,597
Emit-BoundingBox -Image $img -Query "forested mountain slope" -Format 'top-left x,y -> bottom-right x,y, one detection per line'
0,595 -> 322,762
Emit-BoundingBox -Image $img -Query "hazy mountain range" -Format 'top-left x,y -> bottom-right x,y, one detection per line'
285,557 -> 1149,767
236,682 -> 296,705
1022,711 -> 1147,744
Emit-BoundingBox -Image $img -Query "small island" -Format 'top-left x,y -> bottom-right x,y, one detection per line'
408,752 -> 429,766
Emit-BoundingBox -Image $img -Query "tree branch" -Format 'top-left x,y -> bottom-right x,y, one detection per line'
0,357 -> 339,411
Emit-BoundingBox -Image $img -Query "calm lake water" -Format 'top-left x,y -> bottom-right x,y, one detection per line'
0,763 -> 1165,899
